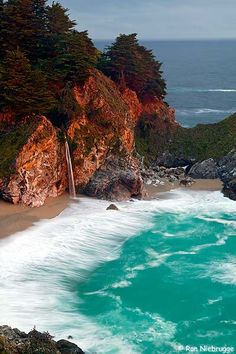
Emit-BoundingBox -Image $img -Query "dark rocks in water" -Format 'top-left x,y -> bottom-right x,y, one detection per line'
188,158 -> 219,179
218,150 -> 236,200
56,339 -> 84,354
0,325 -> 84,354
106,203 -> 119,210
156,151 -> 194,168
84,156 -> 144,201
185,150 -> 236,201
179,177 -> 194,187
218,150 -> 236,183
222,178 -> 236,201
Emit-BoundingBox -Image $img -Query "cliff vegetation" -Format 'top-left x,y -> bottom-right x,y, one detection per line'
136,112 -> 236,163
169,113 -> 236,161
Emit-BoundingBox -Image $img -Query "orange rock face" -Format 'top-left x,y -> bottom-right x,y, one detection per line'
141,98 -> 178,132
0,69 -> 178,206
0,116 -> 67,207
68,70 -> 143,190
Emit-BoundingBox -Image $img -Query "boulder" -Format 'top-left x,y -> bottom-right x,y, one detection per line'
188,158 -> 219,179
56,339 -> 84,354
222,178 -> 236,201
156,151 -> 194,168
84,155 -> 144,201
218,150 -> 236,200
179,177 -> 194,187
218,150 -> 236,183
106,204 -> 119,211
0,326 -> 84,354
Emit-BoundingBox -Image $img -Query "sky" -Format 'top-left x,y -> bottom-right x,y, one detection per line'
59,0 -> 236,40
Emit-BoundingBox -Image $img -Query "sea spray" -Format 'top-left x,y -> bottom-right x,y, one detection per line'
65,140 -> 76,198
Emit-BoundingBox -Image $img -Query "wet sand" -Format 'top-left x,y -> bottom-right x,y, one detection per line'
0,194 -> 70,239
0,179 -> 223,239
144,179 -> 223,200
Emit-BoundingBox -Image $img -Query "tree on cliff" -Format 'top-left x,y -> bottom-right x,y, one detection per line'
0,0 -> 49,61
0,49 -> 56,117
46,1 -> 76,35
0,0 -> 98,123
98,33 -> 166,101
42,30 -> 97,85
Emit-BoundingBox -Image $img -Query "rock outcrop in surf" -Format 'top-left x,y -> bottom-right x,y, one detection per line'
0,325 -> 84,354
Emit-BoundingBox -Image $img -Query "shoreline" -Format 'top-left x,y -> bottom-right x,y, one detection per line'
0,179 -> 223,240
144,178 -> 223,199
0,194 -> 70,240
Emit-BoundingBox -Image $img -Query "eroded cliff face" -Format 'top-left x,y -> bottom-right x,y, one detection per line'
0,69 -> 177,206
67,70 -> 143,197
0,116 -> 67,207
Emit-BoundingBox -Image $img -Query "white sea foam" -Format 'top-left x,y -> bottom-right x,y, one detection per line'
208,89 -> 236,92
0,197 -> 153,353
177,108 -> 236,116
171,87 -> 236,93
0,190 -> 235,352
207,258 -> 236,285
208,296 -> 223,305
111,280 -> 132,289
198,216 -> 236,227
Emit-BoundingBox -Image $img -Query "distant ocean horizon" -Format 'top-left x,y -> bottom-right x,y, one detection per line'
95,39 -> 236,127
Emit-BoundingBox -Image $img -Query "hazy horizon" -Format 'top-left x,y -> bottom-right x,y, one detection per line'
94,37 -> 236,42
59,0 -> 236,41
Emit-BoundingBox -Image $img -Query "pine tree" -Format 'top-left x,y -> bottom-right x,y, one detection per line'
0,49 -> 56,117
46,1 -> 76,35
1,0 -> 49,61
46,30 -> 98,84
98,33 -> 166,101
0,0 -> 98,124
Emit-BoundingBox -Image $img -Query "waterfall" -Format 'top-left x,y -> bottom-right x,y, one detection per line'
65,140 -> 76,198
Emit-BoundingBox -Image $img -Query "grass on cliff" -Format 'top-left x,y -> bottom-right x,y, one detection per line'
136,112 -> 236,162
169,113 -> 236,161
0,121 -> 38,178
135,113 -> 174,162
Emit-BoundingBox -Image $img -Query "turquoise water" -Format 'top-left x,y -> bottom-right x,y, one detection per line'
0,190 -> 236,353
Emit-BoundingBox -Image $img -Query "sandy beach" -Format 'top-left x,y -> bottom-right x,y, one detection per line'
144,178 -> 223,199
0,194 -> 70,239
0,179 -> 223,239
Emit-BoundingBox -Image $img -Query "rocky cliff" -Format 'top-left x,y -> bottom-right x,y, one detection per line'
0,69 -> 177,206
0,325 -> 84,354
0,117 -> 67,207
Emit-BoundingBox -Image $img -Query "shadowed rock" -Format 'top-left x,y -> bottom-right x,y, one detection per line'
0,325 -> 84,354
84,156 -> 144,201
56,339 -> 84,354
106,203 -> 119,210
188,158 -> 219,179
218,150 -> 236,200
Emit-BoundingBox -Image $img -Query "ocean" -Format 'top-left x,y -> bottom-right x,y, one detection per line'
0,191 -> 236,353
0,40 -> 236,354
96,40 -> 236,127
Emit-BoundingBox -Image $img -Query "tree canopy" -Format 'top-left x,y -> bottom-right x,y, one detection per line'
98,33 -> 166,101
0,0 -> 98,122
0,3 -> 168,123
0,49 -> 56,117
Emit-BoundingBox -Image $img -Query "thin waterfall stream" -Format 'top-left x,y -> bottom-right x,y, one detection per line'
65,140 -> 76,198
